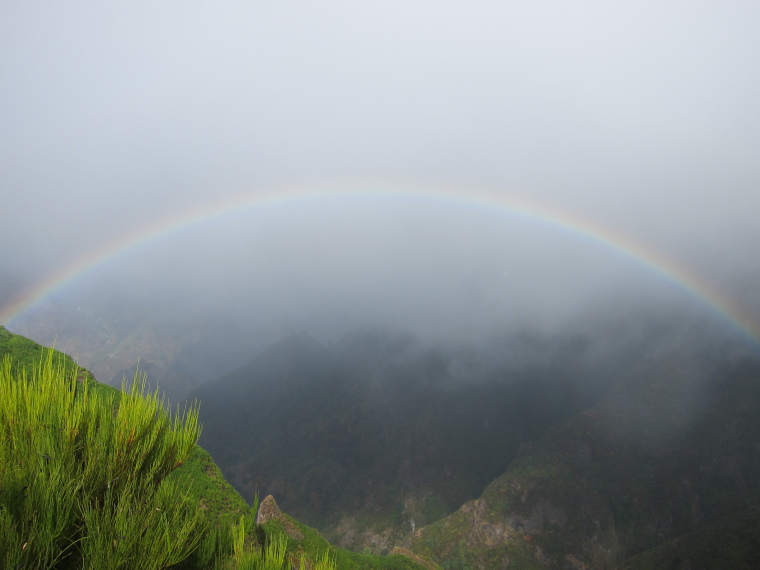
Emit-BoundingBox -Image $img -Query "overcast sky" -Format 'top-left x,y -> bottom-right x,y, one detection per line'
2,1 -> 760,340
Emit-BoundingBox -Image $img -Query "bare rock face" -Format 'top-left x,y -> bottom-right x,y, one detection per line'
256,495 -> 304,541
256,494 -> 281,525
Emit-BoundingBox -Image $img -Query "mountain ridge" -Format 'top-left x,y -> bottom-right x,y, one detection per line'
190,327 -> 606,552
408,339 -> 760,568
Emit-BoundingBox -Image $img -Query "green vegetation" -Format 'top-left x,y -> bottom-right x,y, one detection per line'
0,326 -> 433,569
0,346 -> 204,568
258,507 -> 434,570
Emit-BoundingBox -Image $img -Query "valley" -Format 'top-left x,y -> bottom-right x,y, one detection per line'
5,306 -> 760,568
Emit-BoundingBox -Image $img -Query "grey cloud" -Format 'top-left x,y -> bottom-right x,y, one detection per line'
2,1 -> 759,344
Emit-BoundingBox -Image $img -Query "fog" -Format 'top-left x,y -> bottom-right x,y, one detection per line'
2,2 -> 760,370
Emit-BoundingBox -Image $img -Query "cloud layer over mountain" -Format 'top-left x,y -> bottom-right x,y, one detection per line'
2,1 -> 759,342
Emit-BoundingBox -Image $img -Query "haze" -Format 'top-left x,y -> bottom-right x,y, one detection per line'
2,1 -> 760,359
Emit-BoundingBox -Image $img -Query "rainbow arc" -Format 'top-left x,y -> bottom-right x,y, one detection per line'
2,183 -> 758,349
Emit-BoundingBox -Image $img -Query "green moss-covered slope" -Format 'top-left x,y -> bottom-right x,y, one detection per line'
257,494 -> 439,570
1,324 -> 98,384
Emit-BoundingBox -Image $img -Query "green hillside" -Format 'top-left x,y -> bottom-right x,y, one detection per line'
0,326 -> 436,570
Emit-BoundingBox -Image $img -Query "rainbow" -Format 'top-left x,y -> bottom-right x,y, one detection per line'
2,181 -> 759,348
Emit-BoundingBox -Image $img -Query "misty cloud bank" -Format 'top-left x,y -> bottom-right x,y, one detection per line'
2,2 -> 759,360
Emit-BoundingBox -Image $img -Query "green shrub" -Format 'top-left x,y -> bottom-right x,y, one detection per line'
0,349 -> 203,569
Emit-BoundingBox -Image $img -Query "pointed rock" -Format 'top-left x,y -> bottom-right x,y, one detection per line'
256,494 -> 282,525
256,495 -> 304,540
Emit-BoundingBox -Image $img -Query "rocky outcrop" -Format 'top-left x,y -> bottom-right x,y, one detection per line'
256,495 -> 304,541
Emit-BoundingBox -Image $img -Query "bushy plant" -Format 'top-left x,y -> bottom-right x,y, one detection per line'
0,349 -> 203,569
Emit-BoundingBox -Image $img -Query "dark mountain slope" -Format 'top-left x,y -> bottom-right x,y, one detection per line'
408,338 -> 760,569
191,328 -> 600,552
